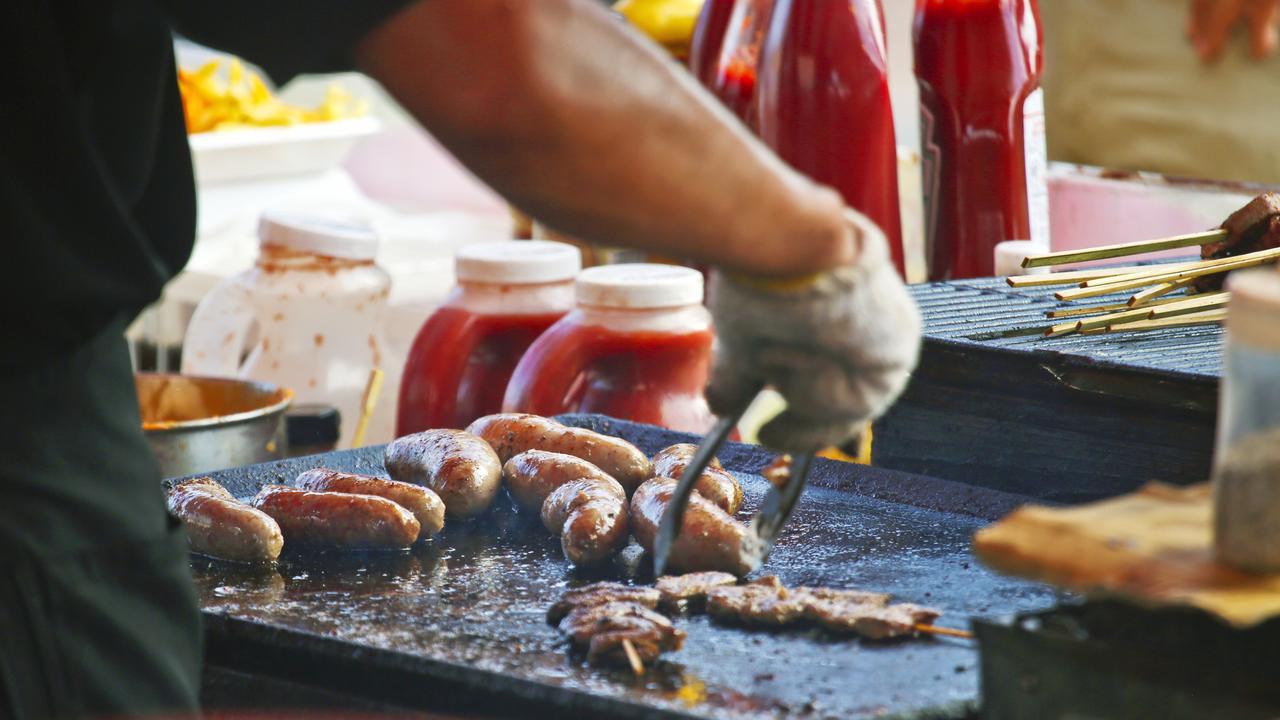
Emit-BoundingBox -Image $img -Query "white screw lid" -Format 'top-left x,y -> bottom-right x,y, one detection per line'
455,241 -> 582,284
258,209 -> 378,261
575,263 -> 704,309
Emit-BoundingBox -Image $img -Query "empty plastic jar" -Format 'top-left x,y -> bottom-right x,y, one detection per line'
502,263 -> 716,433
397,241 -> 580,433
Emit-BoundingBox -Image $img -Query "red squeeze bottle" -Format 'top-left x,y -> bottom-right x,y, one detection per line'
689,0 -> 736,87
914,0 -> 1049,281
396,241 -> 580,434
756,0 -> 905,277
710,0 -> 776,125
502,264 -> 716,433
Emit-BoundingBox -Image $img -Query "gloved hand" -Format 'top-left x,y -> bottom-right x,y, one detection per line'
1188,0 -> 1280,62
706,210 -> 921,454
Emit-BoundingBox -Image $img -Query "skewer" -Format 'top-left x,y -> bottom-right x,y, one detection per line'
1147,292 -> 1230,319
1129,277 -> 1196,306
620,638 -> 645,676
915,624 -> 975,640
1080,247 -> 1280,291
1045,295 -> 1192,319
1105,309 -> 1227,333
1021,229 -> 1227,269
1006,262 -> 1198,288
1055,248 -> 1280,302
1074,305 -> 1156,333
351,368 -> 385,448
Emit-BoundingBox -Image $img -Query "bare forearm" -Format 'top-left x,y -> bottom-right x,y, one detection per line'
356,0 -> 852,276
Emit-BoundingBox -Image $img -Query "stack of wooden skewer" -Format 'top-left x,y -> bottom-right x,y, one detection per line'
1009,229 -> 1280,338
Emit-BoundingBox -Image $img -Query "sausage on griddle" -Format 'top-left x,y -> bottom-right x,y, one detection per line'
630,476 -> 753,576
251,485 -> 420,549
384,429 -> 502,518
167,478 -> 283,563
504,450 -> 630,566
467,414 -> 652,494
295,468 -> 445,539
651,443 -> 743,514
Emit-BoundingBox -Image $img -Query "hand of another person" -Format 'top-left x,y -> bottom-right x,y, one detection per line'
705,210 -> 921,454
1188,0 -> 1280,62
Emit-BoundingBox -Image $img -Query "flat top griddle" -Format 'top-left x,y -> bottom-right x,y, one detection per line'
186,416 -> 1058,720
913,264 -> 1224,382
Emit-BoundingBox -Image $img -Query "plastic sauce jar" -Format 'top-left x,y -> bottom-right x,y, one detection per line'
1213,268 -> 1280,572
396,241 -> 580,434
502,264 -> 716,433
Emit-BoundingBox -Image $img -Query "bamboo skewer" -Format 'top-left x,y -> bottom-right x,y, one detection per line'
1147,292 -> 1230,319
1006,262 -> 1199,288
351,368 -> 385,448
1104,309 -> 1227,333
1045,295 -> 1193,319
1079,247 -> 1280,291
1055,248 -> 1280,302
620,638 -> 645,676
915,624 -> 975,640
1021,229 -> 1227,268
1129,277 -> 1196,306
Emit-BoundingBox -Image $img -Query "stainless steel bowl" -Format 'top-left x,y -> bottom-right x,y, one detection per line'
137,373 -> 292,478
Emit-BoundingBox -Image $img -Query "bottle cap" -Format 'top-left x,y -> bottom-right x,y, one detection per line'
1227,267 -> 1280,352
575,263 -> 704,309
259,210 -> 378,261
455,241 -> 582,285
995,241 -> 1050,277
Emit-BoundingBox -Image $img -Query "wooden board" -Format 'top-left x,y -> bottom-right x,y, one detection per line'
973,482 -> 1280,627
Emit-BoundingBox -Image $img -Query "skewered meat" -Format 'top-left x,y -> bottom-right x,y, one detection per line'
167,478 -> 283,563
251,485 -> 420,549
707,577 -> 940,640
630,476 -> 754,576
651,444 -> 743,514
706,582 -> 809,626
546,582 -> 662,624
1198,192 -> 1280,291
384,429 -> 503,518
557,600 -> 685,669
655,571 -> 737,610
467,414 -> 653,493
295,468 -> 445,539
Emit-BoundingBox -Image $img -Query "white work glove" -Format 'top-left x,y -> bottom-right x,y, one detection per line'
706,211 -> 921,453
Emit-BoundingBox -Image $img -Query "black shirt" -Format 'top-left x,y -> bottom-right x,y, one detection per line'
2,0 -> 409,374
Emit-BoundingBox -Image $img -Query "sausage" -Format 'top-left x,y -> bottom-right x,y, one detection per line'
167,478 -> 283,563
384,429 -> 502,518
651,443 -> 743,515
251,485 -> 420,549
503,450 -> 630,566
295,468 -> 445,539
630,477 -> 753,576
542,477 -> 630,567
467,414 -> 652,494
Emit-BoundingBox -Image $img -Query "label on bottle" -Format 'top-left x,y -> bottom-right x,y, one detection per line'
1022,88 -> 1050,250
918,102 -> 941,261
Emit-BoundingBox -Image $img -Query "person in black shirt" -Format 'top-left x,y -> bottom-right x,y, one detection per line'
0,1 -> 918,715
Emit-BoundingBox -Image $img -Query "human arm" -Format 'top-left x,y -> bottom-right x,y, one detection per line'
1188,0 -> 1280,62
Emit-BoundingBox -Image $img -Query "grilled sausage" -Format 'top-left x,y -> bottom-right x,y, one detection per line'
384,429 -> 502,518
630,476 -> 753,576
466,414 -> 652,494
542,477 -> 630,567
651,443 -> 743,514
167,478 -> 283,563
251,485 -> 419,549
295,468 -> 445,539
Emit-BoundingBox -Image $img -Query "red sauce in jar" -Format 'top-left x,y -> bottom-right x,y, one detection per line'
710,0 -> 775,126
689,0 -> 736,87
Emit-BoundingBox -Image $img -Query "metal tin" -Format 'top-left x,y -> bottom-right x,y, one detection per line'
137,373 -> 292,477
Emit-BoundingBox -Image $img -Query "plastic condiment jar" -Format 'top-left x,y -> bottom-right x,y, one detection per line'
1214,268 -> 1280,572
396,241 -> 581,434
182,210 -> 396,449
502,264 -> 716,433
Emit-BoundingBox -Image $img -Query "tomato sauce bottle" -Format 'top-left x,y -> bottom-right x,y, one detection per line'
756,0 -> 905,277
396,241 -> 580,434
914,0 -> 1048,280
710,0 -> 775,126
502,264 -> 715,433
689,0 -> 737,88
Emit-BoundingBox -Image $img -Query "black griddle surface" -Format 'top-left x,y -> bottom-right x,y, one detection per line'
186,416 -> 1058,720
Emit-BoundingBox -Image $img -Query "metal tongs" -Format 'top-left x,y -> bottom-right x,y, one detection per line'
653,405 -> 816,576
